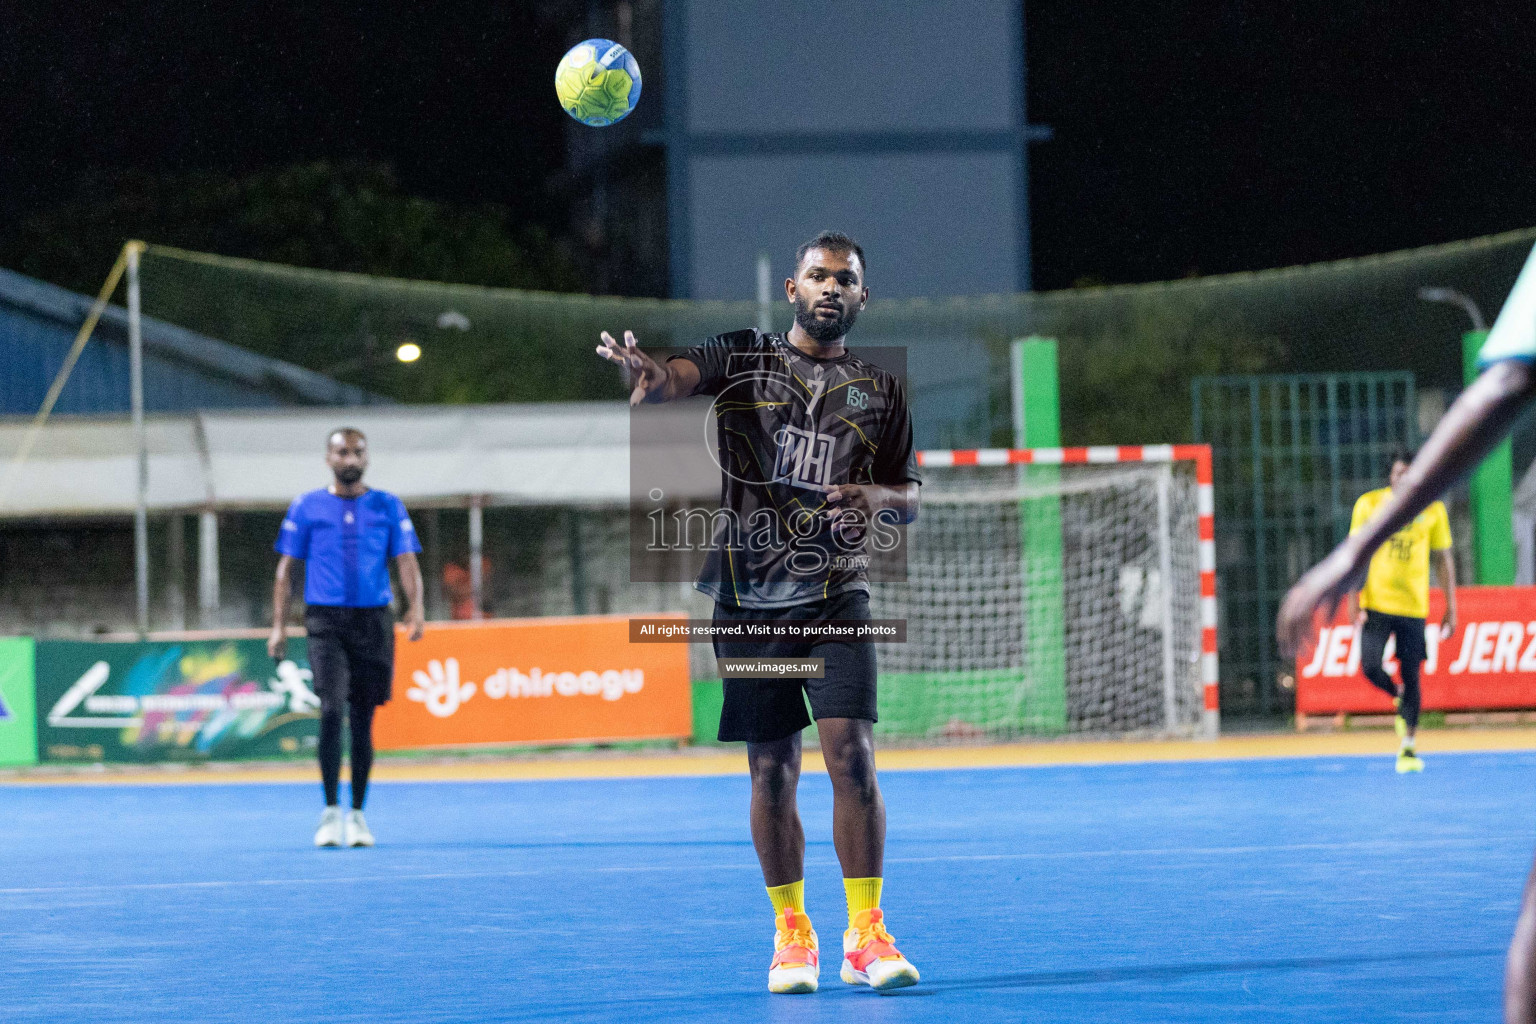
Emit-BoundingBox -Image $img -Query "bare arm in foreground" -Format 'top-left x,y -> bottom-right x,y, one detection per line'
1276,359 -> 1534,657
1273,358 -> 1536,1024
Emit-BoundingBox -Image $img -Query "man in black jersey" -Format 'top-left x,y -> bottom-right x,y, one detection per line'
597,231 -> 921,995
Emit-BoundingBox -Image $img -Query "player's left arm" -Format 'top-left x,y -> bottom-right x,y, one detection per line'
1431,503 -> 1456,635
1434,549 -> 1457,635
394,552 -> 426,641
825,481 -> 920,525
826,375 -> 922,526
388,498 -> 426,641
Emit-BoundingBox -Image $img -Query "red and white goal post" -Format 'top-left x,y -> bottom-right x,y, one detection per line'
891,444 -> 1217,740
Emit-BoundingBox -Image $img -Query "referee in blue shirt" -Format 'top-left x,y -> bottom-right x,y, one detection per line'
268,428 -> 425,848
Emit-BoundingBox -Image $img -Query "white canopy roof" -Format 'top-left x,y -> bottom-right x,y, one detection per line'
0,402 -> 717,517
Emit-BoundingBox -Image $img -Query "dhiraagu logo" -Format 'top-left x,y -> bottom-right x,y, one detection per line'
407,657 -> 646,718
0,637 -> 38,766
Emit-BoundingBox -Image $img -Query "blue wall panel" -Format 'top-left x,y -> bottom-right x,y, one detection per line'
0,307 -> 283,415
668,0 -> 1031,301
687,150 -> 1020,301
667,0 -> 1034,447
683,0 -> 1017,135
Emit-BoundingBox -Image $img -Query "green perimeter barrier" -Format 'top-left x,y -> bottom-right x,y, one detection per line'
690,680 -> 724,745
1464,330 -> 1516,585
1014,338 -> 1068,732
34,637 -> 317,763
0,637 -> 38,766
691,672 -> 1040,745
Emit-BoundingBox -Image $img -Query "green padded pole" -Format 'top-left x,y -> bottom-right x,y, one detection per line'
1463,330 -> 1515,584
1012,337 -> 1067,731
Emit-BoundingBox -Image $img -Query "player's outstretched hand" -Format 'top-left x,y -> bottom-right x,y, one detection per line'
596,330 -> 669,406
1276,543 -> 1370,659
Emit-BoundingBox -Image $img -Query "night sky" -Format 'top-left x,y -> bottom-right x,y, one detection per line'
4,0 -> 1536,293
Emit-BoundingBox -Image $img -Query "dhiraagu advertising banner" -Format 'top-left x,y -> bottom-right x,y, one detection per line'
0,637 -> 38,766
374,616 -> 691,749
35,638 -> 318,763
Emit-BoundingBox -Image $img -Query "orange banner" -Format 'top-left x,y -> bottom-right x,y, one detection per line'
1295,586 -> 1536,714
374,614 -> 691,750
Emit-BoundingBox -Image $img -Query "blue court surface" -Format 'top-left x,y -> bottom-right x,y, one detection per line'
1,751 -> 1532,1023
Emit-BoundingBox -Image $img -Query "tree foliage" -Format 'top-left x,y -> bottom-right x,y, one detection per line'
1056,300 -> 1280,445
1,162 -> 585,296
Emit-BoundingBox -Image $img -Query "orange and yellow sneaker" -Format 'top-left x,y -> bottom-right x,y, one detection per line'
768,908 -> 819,994
840,908 -> 919,991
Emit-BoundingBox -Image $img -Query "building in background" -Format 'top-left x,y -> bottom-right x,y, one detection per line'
564,1 -> 1049,449
0,266 -> 376,636
0,268 -> 373,414
564,0 -> 1048,304
663,1 -> 1047,301
562,0 -> 670,299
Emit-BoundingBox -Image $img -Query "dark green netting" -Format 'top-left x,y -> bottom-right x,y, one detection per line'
141,227 -> 1536,450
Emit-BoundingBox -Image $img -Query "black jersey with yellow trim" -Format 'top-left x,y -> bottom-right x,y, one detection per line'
668,329 -> 920,610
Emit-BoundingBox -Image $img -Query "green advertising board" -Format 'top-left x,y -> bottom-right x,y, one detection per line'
35,638 -> 318,763
0,637 -> 38,766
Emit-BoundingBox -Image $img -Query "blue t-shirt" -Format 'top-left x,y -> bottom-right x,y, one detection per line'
274,489 -> 422,608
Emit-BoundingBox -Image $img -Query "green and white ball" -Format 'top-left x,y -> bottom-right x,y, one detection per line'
555,39 -> 642,127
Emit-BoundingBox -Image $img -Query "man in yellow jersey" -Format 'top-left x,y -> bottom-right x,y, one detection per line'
1346,449 -> 1457,773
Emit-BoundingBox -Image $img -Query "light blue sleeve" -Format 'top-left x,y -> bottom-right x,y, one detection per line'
1477,242 -> 1536,368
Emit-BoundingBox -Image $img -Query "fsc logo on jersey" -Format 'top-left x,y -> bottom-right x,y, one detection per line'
374,615 -> 691,749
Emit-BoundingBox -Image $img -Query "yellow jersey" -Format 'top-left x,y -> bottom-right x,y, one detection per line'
1349,487 -> 1452,619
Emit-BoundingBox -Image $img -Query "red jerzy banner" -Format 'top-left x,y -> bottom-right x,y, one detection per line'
1295,586 -> 1536,714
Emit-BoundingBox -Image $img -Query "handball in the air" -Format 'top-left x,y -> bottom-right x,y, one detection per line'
555,39 -> 642,127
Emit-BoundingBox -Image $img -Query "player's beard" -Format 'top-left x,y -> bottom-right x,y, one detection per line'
793,293 -> 859,342
334,466 -> 364,485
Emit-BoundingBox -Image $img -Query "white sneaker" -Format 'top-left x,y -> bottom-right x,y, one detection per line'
841,909 -> 919,991
768,908 -> 819,994
314,806 -> 344,848
345,809 -> 375,847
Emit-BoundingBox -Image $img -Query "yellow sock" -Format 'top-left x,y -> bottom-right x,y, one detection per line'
767,879 -> 805,918
844,876 -> 883,926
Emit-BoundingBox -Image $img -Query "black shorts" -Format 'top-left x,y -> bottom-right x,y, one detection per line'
304,605 -> 396,708
712,589 -> 877,744
1360,610 -> 1428,668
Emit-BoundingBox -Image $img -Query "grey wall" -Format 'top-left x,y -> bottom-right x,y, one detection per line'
687,151 -> 1021,301
681,0 -> 1017,135
667,0 -> 1031,301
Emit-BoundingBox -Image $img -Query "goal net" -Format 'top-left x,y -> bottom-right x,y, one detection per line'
871,448 -> 1215,740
